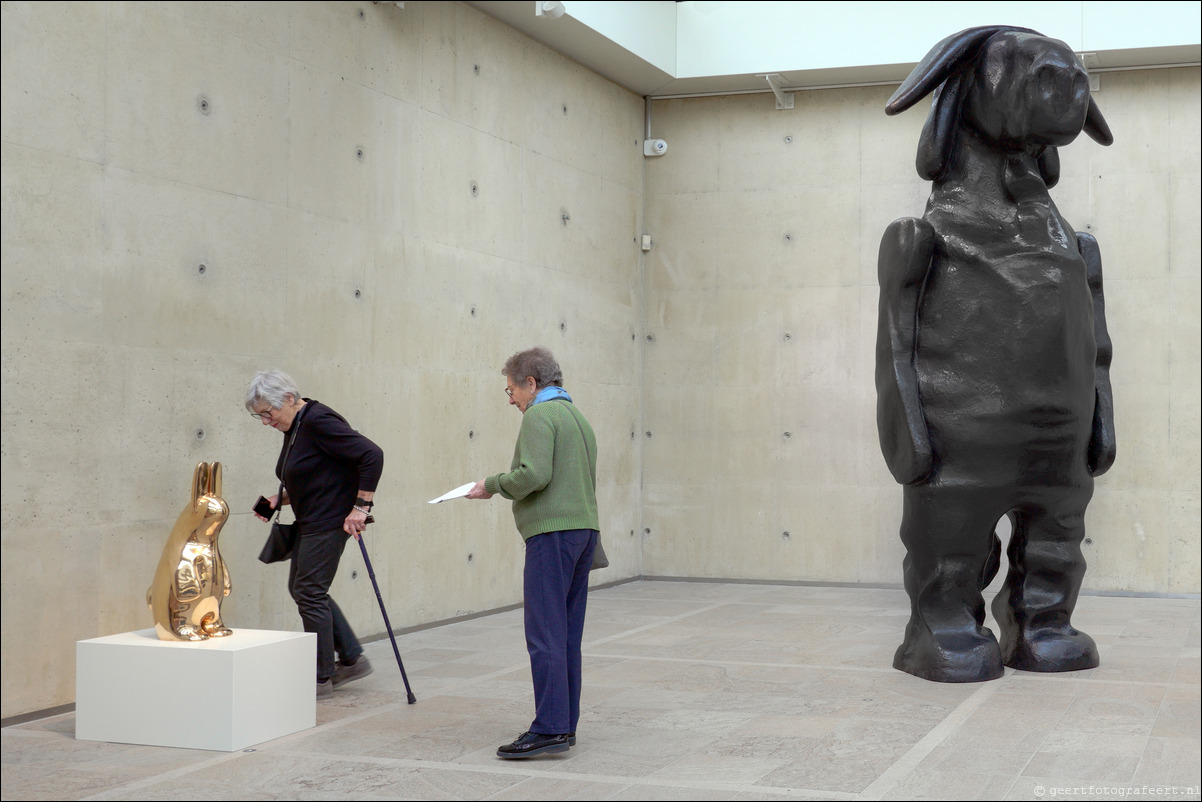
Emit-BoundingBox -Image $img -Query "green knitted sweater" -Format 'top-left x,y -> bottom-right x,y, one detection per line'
484,399 -> 599,540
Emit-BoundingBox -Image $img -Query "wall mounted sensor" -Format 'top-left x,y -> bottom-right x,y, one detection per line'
644,139 -> 668,157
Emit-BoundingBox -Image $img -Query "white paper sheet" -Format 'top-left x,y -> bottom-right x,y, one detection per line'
427,482 -> 476,504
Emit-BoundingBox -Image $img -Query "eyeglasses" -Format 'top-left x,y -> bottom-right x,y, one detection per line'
505,378 -> 534,398
250,407 -> 276,421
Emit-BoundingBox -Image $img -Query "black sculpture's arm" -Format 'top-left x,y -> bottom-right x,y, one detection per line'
1079,232 -> 1116,476
876,218 -> 935,485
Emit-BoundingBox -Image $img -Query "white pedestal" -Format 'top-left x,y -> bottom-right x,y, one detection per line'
76,628 -> 316,751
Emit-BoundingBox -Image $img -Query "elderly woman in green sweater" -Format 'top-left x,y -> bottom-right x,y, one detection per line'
467,347 -> 599,759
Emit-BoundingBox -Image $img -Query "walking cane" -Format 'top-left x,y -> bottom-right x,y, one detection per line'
355,529 -> 417,704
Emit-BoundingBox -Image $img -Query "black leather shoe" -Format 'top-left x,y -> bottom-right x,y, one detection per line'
568,731 -> 576,746
496,731 -> 570,759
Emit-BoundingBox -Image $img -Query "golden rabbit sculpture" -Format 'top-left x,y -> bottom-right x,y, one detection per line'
147,462 -> 233,641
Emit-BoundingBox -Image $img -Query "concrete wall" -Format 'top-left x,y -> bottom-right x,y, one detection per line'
641,69 -> 1202,591
2,0 -> 1198,720
0,0 -> 646,719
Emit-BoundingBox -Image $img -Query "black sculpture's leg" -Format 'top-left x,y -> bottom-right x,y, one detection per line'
894,485 -> 1006,682
991,485 -> 1099,673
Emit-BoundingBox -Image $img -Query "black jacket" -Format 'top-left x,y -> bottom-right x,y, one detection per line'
277,400 -> 383,534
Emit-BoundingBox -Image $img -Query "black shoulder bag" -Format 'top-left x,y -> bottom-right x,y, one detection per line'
258,406 -> 306,564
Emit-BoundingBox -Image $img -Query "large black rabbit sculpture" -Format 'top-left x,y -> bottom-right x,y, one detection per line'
875,26 -> 1116,683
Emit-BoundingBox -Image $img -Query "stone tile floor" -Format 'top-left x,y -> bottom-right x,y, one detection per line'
3,580 -> 1199,800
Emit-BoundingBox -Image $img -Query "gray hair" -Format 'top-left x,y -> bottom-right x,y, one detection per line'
245,369 -> 301,412
502,347 -> 563,389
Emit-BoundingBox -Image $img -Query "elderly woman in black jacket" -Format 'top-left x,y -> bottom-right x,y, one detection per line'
247,369 -> 383,698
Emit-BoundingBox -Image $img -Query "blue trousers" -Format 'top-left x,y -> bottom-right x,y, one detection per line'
288,527 -> 363,682
524,529 -> 597,735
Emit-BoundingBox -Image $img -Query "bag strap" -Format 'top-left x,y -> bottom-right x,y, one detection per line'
274,403 -> 308,522
553,399 -> 604,570
553,398 -> 595,487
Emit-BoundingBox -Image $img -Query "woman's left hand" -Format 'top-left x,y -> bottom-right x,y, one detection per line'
344,506 -> 369,540
465,479 -> 493,500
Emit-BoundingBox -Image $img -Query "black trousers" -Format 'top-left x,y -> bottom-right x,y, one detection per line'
288,527 -> 363,682
524,529 -> 597,735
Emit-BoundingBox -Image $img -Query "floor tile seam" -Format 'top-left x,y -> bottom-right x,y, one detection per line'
583,656 -> 1196,687
581,652 -> 1202,689
582,650 -> 903,674
0,727 -> 68,741
1002,675 -> 1191,691
855,673 -> 1005,801
401,600 -> 741,652
1126,682 -> 1178,779
1011,678 -> 1089,787
592,600 -> 909,616
275,748 -> 863,799
220,695 -> 458,752
983,672 -> 1176,738
583,600 -> 752,648
592,594 -> 828,606
76,749 -> 249,801
270,657 -> 540,737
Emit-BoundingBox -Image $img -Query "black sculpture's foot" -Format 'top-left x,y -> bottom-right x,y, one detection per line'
893,629 -> 1005,683
999,626 -> 1099,673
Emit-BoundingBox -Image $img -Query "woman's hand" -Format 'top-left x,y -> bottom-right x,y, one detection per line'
344,506 -> 369,540
465,479 -> 493,500
253,494 -> 280,522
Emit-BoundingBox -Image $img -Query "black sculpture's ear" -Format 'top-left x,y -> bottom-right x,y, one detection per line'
916,73 -> 964,181
1083,96 -> 1113,146
1038,146 -> 1061,188
887,25 -> 1028,115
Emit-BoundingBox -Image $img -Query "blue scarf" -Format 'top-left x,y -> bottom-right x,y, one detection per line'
530,386 -> 572,406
